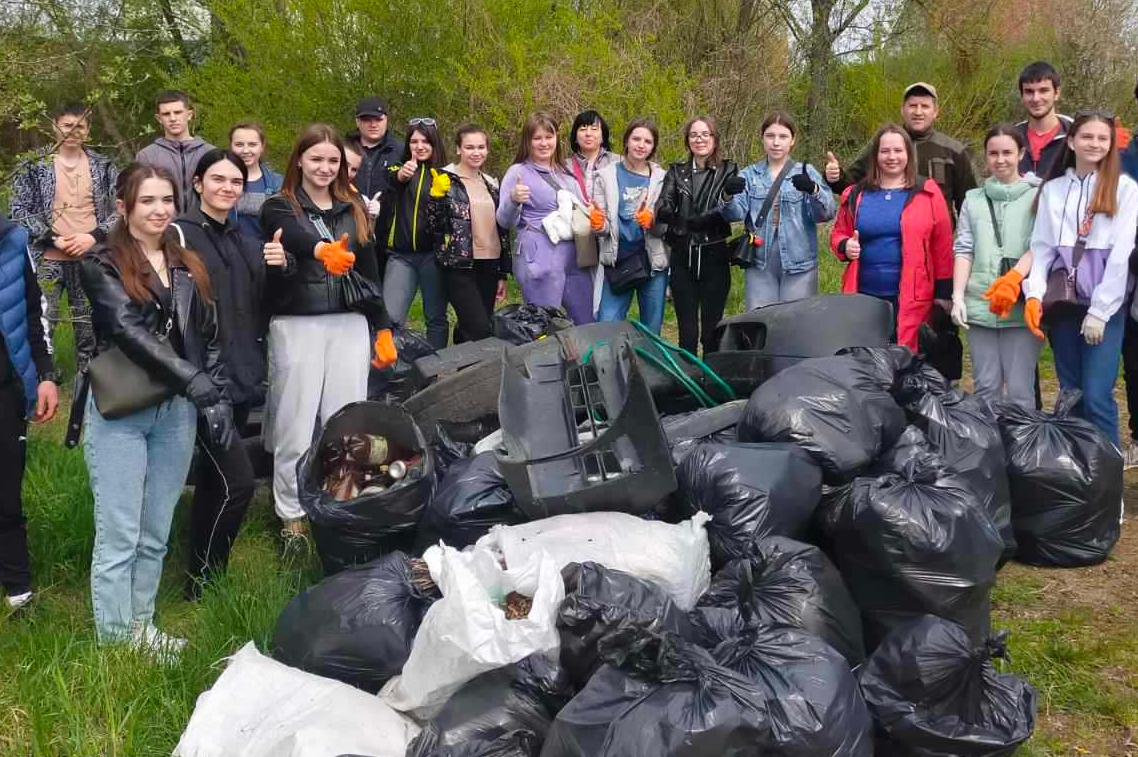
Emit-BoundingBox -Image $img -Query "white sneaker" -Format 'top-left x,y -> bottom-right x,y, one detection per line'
1123,443 -> 1138,471
6,590 -> 33,611
131,620 -> 187,665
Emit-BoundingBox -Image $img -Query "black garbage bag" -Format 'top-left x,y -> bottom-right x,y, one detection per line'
692,536 -> 866,666
996,390 -> 1122,567
369,327 -> 437,403
492,304 -> 571,346
675,442 -> 822,569
432,420 -> 475,479
541,627 -> 773,757
271,552 -> 438,693
557,562 -> 693,689
918,307 -> 964,382
298,402 -> 436,575
860,615 -> 1037,756
415,452 -> 523,552
711,625 -> 875,756
405,652 -> 572,757
737,349 -> 908,482
660,401 -> 744,465
818,427 -> 1004,649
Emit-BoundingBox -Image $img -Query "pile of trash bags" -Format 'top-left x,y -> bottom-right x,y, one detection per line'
174,305 -> 1128,756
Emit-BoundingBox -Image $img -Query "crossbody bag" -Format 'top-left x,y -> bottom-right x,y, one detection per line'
730,161 -> 793,268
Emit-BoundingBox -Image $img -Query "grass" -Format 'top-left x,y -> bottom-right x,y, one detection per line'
0,255 -> 1129,755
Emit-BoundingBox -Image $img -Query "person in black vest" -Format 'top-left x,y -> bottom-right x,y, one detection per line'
0,215 -> 58,613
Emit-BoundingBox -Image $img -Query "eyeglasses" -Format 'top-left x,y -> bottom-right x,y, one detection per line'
688,132 -> 712,141
409,117 -> 437,127
1074,109 -> 1116,124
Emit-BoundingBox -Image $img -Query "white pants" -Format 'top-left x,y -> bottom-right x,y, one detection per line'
266,313 -> 370,521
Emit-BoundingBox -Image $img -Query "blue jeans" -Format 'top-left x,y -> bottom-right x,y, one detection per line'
84,394 -> 196,642
1049,310 -> 1125,446
383,250 -> 449,349
597,268 -> 668,334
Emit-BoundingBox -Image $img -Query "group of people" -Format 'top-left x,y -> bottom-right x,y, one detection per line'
1,60 -> 1137,661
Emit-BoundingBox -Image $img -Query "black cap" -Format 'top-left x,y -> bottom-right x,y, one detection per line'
356,97 -> 388,118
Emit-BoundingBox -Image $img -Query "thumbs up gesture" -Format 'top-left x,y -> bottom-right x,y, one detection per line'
314,233 -> 355,276
790,163 -> 817,194
397,159 -> 418,183
365,191 -> 382,218
511,179 -> 531,204
844,230 -> 861,260
263,228 -> 287,267
824,151 -> 841,184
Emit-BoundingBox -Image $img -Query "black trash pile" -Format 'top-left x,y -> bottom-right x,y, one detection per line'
226,306 -> 1133,755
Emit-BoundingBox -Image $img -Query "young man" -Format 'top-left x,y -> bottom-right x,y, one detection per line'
1120,78 -> 1138,468
10,105 -> 119,371
135,90 -> 214,213
0,215 -> 59,612
349,96 -> 403,202
343,134 -> 381,218
1015,61 -> 1073,181
825,82 -> 977,220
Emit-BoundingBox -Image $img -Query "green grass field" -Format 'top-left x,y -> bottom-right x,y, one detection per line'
0,256 -> 1129,756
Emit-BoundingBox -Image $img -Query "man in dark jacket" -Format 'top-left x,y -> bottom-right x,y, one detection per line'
0,216 -> 59,612
135,91 -> 214,214
1119,77 -> 1138,470
1015,61 -> 1073,180
825,82 -> 976,221
350,97 -> 404,202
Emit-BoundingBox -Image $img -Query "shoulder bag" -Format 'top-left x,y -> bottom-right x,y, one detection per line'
730,161 -> 793,267
1041,203 -> 1094,323
310,212 -> 386,322
985,195 -> 1020,277
537,168 -> 597,268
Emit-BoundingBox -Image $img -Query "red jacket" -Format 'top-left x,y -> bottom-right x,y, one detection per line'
830,179 -> 953,350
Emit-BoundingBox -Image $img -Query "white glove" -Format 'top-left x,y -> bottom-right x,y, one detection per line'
1080,313 -> 1106,345
365,192 -> 381,219
950,298 -> 969,330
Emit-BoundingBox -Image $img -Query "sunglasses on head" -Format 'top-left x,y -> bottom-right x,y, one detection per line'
409,117 -> 437,127
1074,108 -> 1116,123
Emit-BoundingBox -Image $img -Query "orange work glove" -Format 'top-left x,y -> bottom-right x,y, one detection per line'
635,206 -> 654,230
983,268 -> 1024,319
1024,298 -> 1045,340
589,205 -> 606,231
371,329 -> 398,369
315,233 -> 355,276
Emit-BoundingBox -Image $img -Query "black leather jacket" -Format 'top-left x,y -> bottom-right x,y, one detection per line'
80,243 -> 228,399
260,190 -> 386,324
655,159 -> 738,246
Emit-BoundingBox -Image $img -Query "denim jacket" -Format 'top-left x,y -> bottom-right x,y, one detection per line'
720,160 -> 836,274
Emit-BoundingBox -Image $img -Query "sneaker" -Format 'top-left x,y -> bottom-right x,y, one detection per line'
1124,443 -> 1138,471
6,590 -> 33,612
131,620 -> 187,665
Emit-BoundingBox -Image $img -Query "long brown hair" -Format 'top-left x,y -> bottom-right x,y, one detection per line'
512,112 -> 568,172
1041,111 -> 1122,217
683,115 -> 723,169
280,123 -> 369,244
107,163 -> 212,303
863,123 -> 918,189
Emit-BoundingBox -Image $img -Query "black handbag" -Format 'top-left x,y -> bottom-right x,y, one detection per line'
730,161 -> 793,268
342,269 -> 387,324
604,249 -> 651,294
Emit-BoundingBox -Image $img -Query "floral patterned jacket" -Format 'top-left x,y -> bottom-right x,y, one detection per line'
9,149 -> 119,255
426,165 -> 511,274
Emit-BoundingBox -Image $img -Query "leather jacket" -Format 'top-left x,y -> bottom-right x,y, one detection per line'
655,159 -> 738,246
80,242 -> 228,399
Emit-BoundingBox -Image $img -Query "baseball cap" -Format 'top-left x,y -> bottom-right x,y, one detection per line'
356,97 -> 388,118
902,82 -> 938,101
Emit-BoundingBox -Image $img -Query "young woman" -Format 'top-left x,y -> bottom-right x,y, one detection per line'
498,112 -> 594,325
949,125 -> 1040,408
228,123 -> 283,238
174,149 -> 290,598
830,123 -> 954,351
566,110 -> 617,204
722,112 -> 836,309
656,116 -> 738,354
430,124 -> 510,343
260,124 -> 395,545
592,118 -> 669,333
378,119 -> 449,349
79,164 -> 229,657
1022,111 -> 1138,445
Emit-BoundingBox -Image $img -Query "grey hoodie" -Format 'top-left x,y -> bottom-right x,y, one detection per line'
135,136 -> 215,213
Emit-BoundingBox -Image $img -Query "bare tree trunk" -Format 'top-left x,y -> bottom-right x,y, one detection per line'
157,0 -> 193,63
802,0 -> 837,160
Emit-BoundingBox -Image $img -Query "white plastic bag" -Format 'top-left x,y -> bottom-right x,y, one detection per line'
477,511 -> 712,610
174,642 -> 418,757
380,544 -> 564,715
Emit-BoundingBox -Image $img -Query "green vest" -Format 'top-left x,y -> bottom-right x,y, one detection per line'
961,178 -> 1038,328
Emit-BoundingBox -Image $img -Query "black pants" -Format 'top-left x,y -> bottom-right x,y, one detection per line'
0,380 -> 30,595
188,403 -> 255,594
669,241 -> 731,355
1124,311 -> 1138,442
442,260 -> 499,344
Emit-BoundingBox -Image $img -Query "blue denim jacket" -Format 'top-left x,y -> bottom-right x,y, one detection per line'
720,160 -> 836,274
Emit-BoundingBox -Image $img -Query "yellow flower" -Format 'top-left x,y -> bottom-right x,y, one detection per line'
429,169 -> 451,198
